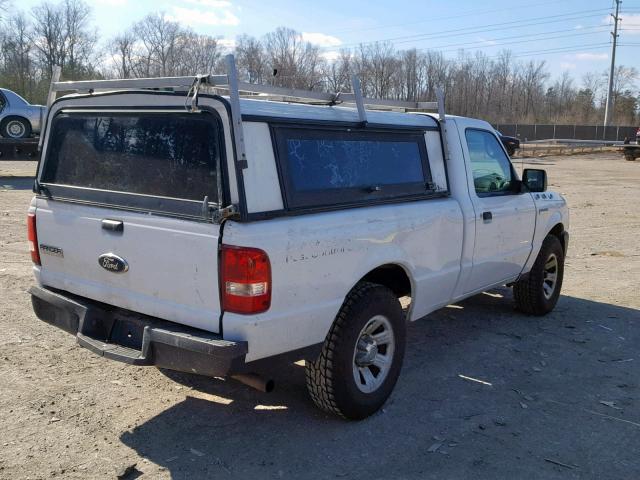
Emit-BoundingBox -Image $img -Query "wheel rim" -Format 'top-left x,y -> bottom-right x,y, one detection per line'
543,253 -> 558,300
6,120 -> 26,138
352,315 -> 395,394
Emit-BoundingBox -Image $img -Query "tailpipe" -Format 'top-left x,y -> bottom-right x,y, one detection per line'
232,373 -> 275,393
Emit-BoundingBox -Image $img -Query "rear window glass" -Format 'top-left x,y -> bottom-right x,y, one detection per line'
42,112 -> 221,203
275,127 -> 431,209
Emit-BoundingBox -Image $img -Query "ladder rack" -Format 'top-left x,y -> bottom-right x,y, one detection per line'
46,54 -> 446,169
48,54 -> 445,118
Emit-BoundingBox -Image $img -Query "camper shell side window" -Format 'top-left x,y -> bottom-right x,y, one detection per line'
272,125 -> 437,211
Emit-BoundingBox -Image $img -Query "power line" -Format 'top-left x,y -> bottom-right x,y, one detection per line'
324,9 -> 612,50
488,43 -> 611,59
324,0 -> 567,35
423,27 -> 610,54
331,11 -> 611,49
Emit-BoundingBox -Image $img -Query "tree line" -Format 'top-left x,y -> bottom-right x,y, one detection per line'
1,0 -> 638,125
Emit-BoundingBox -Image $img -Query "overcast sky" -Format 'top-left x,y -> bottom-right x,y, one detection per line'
14,0 -> 640,82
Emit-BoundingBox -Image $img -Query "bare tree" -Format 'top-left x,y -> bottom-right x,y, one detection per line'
1,13 -> 35,95
31,1 -> 66,77
322,49 -> 352,93
109,29 -> 137,78
62,0 -> 97,78
30,0 -> 97,79
263,27 -> 324,90
134,13 -> 183,77
235,34 -> 267,84
0,0 -> 10,22
177,32 -> 221,75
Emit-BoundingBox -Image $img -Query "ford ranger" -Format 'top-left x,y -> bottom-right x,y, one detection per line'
28,56 -> 569,419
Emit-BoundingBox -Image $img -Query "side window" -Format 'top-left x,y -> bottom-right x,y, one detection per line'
274,127 -> 432,209
465,129 -> 515,195
0,93 -> 6,112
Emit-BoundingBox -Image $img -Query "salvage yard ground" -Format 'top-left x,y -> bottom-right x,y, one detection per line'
1,153 -> 639,479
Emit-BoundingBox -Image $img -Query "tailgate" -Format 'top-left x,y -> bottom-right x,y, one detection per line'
34,100 -> 230,333
35,200 -> 222,332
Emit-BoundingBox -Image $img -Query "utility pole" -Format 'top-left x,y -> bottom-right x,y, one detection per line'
603,0 -> 621,134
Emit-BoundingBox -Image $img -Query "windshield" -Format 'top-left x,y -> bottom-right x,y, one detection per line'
42,112 -> 221,203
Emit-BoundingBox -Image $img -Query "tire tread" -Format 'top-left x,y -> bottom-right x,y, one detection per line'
514,235 -> 563,315
305,282 -> 381,418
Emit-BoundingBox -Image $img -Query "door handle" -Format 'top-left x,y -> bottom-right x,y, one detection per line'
482,211 -> 492,222
102,219 -> 124,233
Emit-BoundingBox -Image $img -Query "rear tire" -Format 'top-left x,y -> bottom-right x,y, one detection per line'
514,235 -> 564,315
1,117 -> 31,139
305,282 -> 406,420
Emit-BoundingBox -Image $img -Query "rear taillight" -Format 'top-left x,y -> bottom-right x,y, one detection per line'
221,245 -> 271,314
27,213 -> 41,265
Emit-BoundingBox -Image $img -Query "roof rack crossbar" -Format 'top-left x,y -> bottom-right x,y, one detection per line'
235,81 -> 338,103
50,74 -> 229,94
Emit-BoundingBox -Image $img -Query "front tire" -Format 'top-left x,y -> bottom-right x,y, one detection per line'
1,117 -> 32,139
305,282 -> 406,420
514,235 -> 564,315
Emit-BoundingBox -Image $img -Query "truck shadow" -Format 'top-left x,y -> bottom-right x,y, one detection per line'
120,289 -> 640,479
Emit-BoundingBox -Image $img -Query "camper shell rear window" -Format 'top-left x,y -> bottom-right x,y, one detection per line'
273,126 -> 433,210
40,110 -> 224,218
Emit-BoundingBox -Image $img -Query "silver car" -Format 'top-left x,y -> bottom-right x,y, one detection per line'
0,88 -> 45,139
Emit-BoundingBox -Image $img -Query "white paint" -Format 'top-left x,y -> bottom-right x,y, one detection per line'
222,199 -> 464,361
32,93 -> 569,364
35,199 -> 222,332
242,122 -> 284,213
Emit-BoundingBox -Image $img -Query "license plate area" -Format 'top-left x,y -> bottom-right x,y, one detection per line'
109,314 -> 146,350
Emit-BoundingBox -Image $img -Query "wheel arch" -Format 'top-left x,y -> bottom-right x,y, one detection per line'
356,263 -> 414,300
522,208 -> 568,275
1,114 -> 31,125
547,222 -> 568,256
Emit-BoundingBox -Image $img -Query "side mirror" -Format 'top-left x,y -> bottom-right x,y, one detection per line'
522,168 -> 547,192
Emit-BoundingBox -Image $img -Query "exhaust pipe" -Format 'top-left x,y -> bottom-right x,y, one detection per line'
232,373 -> 274,393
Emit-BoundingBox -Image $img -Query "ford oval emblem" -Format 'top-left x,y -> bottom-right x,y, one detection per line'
98,253 -> 129,273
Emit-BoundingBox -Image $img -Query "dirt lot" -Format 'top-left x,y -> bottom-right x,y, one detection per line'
1,153 -> 639,480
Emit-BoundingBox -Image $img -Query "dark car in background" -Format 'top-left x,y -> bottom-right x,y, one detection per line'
496,130 -> 520,156
636,127 -> 640,145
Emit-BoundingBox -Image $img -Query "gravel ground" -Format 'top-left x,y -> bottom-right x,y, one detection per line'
1,153 -> 639,480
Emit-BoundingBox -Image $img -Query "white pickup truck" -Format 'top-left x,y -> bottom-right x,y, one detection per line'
28,57 -> 569,419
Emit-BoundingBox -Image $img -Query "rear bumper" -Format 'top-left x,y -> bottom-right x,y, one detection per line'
29,285 -> 247,377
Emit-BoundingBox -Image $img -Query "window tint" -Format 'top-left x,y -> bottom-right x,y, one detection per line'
465,129 -> 514,195
275,127 -> 430,209
42,112 -> 221,203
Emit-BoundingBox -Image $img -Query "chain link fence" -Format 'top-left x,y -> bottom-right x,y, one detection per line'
493,124 -> 638,142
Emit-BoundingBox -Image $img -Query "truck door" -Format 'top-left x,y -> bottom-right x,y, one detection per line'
460,126 -> 536,293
